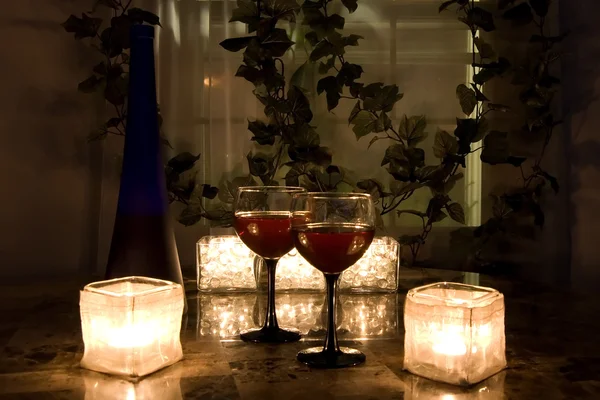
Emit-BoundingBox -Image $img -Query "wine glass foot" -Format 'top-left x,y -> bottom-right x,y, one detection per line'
240,327 -> 301,343
297,346 -> 366,369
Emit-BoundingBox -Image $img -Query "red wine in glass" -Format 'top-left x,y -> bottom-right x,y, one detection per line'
292,223 -> 375,274
233,186 -> 305,343
234,211 -> 294,259
291,192 -> 376,368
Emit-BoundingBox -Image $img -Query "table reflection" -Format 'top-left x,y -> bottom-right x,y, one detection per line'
83,369 -> 182,400
402,372 -> 505,400
194,293 -> 399,340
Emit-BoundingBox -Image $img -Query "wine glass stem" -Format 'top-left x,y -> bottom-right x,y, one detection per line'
324,273 -> 341,355
264,258 -> 279,330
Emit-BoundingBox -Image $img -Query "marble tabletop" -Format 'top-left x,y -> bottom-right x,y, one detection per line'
0,268 -> 599,399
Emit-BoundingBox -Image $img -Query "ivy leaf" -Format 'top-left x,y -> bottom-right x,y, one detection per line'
540,170 -> 559,193
248,120 -> 278,146
456,84 -> 477,115
285,163 -> 307,186
398,115 -> 427,147
61,14 -> 102,39
310,41 -> 336,61
460,7 -> 495,32
343,34 -> 363,46
375,113 -> 393,133
319,57 -> 336,74
328,14 -> 345,30
265,0 -> 300,22
357,179 -> 387,202
474,37 -> 495,59
529,0 -> 550,17
201,184 -> 219,200
481,131 -> 526,166
341,0 -> 358,13
439,0 -> 458,13
349,100 -> 361,124
503,3 -> 533,26
287,85 -> 313,123
317,76 -> 339,95
430,209 -> 448,223
381,144 -> 406,166
219,36 -> 253,52
235,65 -> 261,84
471,83 -> 489,102
363,84 -> 404,112
446,203 -> 466,224
433,129 -> 458,158
351,111 -> 378,140
261,28 -> 295,57
247,152 -> 274,178
474,57 -> 511,84
168,152 -> 200,174
337,63 -> 363,86
368,136 -> 383,149
78,75 -> 103,93
288,123 -> 320,147
229,0 -> 259,24
177,206 -> 204,227
391,181 -> 424,196
218,175 -> 257,204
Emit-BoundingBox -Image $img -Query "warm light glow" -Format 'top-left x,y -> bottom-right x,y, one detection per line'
80,277 -> 184,378
404,282 -> 506,386
431,324 -> 467,356
197,236 -> 399,293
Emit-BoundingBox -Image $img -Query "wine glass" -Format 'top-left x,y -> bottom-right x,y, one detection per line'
234,186 -> 306,343
291,192 -> 376,368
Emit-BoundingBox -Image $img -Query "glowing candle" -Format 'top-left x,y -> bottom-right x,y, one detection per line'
80,277 -> 184,378
404,282 -> 506,386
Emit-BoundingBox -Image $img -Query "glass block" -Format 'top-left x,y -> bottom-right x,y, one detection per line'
404,282 -> 506,386
196,235 -> 257,292
79,277 -> 184,378
263,248 -> 325,292
337,294 -> 399,339
197,235 -> 399,293
196,294 -> 258,339
339,237 -> 400,293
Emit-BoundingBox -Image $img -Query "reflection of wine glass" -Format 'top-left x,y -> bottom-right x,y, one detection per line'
291,192 -> 376,368
233,186 -> 306,343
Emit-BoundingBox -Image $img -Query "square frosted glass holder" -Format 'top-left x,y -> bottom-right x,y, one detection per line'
404,282 -> 506,386
79,277 -> 184,378
197,235 -> 258,292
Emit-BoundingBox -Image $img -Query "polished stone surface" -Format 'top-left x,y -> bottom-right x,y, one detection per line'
1,269 -> 599,399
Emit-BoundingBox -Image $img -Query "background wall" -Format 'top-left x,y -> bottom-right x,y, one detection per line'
561,0 -> 600,292
0,0 -> 102,279
0,0 -> 596,291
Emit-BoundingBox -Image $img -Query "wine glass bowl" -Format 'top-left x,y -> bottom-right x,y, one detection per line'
233,186 -> 305,343
291,192 -> 376,368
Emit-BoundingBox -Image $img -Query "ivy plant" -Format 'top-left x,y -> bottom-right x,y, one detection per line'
62,0 -> 222,222
441,0 -> 564,268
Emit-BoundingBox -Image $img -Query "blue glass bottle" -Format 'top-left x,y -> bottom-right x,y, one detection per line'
105,24 -> 185,309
